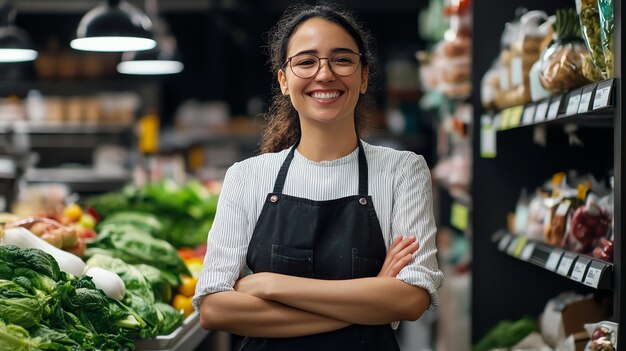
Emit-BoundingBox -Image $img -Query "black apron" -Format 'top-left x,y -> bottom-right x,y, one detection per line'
242,141 -> 400,351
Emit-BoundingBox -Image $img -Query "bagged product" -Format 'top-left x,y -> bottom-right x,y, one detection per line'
539,8 -> 592,92
507,11 -> 553,106
575,0 -> 607,79
597,0 -> 614,77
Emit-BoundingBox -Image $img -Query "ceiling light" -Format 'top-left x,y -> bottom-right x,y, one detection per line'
70,0 -> 156,52
0,0 -> 38,62
117,0 -> 183,75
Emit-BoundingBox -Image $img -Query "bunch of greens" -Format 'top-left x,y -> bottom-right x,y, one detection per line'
85,223 -> 190,281
0,245 -> 181,350
86,254 -> 184,338
85,180 -> 218,248
473,316 -> 538,351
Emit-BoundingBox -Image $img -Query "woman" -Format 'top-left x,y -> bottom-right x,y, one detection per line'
193,3 -> 444,350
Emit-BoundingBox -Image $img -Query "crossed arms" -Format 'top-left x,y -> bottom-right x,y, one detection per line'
199,236 -> 430,338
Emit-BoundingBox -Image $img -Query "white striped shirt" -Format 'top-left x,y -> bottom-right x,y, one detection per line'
193,141 -> 444,315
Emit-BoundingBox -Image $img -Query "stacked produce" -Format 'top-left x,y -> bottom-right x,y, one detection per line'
0,244 -> 143,350
0,179 -> 217,348
85,179 -> 218,248
83,180 -> 218,317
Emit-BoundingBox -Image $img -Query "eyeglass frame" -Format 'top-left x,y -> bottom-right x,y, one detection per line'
281,50 -> 363,78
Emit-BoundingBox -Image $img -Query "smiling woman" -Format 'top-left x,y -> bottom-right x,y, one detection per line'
193,3 -> 444,351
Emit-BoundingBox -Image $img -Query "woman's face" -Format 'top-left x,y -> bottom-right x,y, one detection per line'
278,18 -> 368,129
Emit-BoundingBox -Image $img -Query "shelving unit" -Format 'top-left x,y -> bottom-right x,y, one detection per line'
471,0 -> 622,345
494,231 -> 613,290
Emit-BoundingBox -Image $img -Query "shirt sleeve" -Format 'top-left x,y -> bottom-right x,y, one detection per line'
392,153 -> 445,311
193,161 -> 252,311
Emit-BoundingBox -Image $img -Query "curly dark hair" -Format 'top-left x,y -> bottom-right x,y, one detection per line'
259,2 -> 379,154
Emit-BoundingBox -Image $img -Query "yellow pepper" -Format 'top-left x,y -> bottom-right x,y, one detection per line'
179,275 -> 198,298
172,294 -> 194,317
184,257 -> 204,279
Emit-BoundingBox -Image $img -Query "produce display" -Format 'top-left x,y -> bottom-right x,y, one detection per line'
0,245 -> 142,350
0,179 -> 217,349
85,180 -> 218,248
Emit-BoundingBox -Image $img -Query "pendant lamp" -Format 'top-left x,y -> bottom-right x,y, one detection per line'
70,0 -> 156,52
117,0 -> 183,75
0,0 -> 37,62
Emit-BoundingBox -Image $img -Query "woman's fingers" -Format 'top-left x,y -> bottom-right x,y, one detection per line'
378,236 -> 419,277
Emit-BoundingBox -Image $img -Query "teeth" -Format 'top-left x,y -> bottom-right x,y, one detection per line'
311,91 -> 340,99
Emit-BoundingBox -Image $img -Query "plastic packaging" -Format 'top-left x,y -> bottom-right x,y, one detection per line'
584,321 -> 618,351
529,59 -> 551,101
507,11 -> 552,106
575,0 -> 607,79
539,8 -> 592,92
597,0 -> 614,77
481,60 -> 501,109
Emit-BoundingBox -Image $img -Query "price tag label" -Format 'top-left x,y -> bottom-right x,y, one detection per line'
506,236 -> 520,255
547,97 -> 561,120
593,83 -> 612,109
499,109 -> 510,130
498,235 -> 513,252
566,92 -> 582,116
512,236 -> 528,257
481,118 -> 497,158
577,91 -> 592,113
520,242 -> 536,261
534,101 -> 549,122
571,259 -> 590,282
545,250 -> 563,271
583,266 -> 603,288
556,253 -> 575,276
522,105 -> 536,125
450,202 -> 469,231
509,105 -> 524,128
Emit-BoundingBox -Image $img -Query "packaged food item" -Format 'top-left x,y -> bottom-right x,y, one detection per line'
508,11 -> 552,106
575,0 -> 607,79
481,60 -> 501,109
529,59 -> 551,101
563,193 -> 610,252
597,0 -> 614,77
433,0 -> 472,100
584,321 -> 618,351
526,190 -> 548,242
539,8 -> 592,92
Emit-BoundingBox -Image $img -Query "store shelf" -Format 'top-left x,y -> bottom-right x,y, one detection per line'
160,128 -> 261,151
24,167 -> 131,193
494,78 -> 616,131
493,230 -> 613,290
0,121 -> 132,134
135,312 -> 209,351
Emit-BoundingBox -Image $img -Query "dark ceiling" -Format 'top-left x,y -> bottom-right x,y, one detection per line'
5,0 -> 429,125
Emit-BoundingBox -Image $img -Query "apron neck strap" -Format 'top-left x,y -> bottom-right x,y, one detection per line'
272,140 -> 368,196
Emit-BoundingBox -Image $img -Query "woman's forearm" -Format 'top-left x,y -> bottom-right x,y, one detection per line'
198,290 -> 350,337
240,274 -> 430,325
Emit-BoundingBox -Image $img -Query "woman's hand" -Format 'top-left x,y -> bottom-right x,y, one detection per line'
377,236 -> 419,278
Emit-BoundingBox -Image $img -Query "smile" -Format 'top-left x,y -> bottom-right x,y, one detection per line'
308,91 -> 343,100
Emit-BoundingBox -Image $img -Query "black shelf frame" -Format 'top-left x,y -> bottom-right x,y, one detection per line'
471,0 -> 622,345
493,231 -> 614,290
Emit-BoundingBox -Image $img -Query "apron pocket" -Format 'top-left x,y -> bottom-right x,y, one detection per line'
352,248 -> 383,278
271,245 -> 315,277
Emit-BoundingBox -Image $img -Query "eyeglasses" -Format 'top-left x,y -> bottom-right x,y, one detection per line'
282,51 -> 362,79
